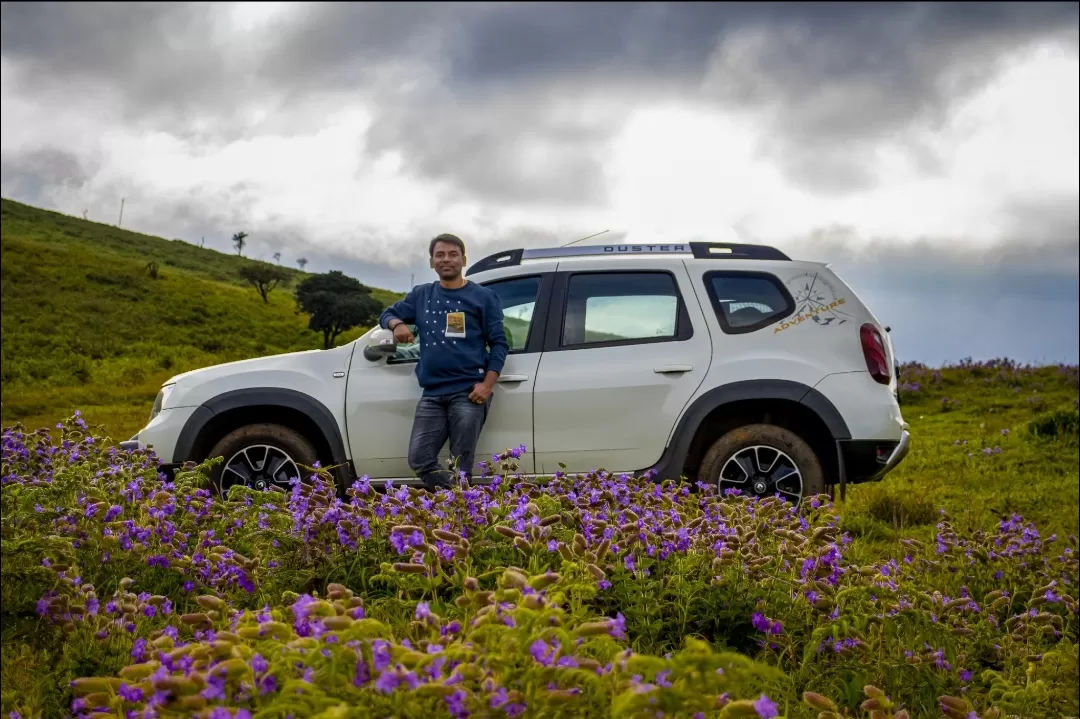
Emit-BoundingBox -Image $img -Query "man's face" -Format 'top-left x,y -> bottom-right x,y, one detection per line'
431,241 -> 465,280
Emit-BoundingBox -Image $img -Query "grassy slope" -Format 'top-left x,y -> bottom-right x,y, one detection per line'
0,198 -> 403,440
841,361 -> 1079,551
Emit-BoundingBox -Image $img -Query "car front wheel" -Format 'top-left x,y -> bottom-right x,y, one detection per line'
698,423 -> 825,507
205,423 -> 319,497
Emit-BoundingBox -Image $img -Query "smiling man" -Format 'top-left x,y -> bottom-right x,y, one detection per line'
378,233 -> 509,490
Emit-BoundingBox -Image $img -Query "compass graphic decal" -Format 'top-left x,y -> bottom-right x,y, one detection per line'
784,272 -> 854,329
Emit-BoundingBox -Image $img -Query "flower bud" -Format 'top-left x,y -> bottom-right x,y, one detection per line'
196,595 -> 227,612
802,692 -> 837,711
69,677 -> 115,695
323,615 -> 355,631
393,563 -> 429,575
180,612 -> 211,626
503,569 -> 529,589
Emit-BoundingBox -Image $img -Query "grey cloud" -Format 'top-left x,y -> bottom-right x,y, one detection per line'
699,2 -> 1079,195
789,191 -> 1080,277
0,3 -> 232,129
364,89 -> 619,206
6,1 -> 1075,205
0,148 -> 96,207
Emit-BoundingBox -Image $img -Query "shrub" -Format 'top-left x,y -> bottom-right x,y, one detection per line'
865,491 -> 938,528
1026,407 -> 1080,442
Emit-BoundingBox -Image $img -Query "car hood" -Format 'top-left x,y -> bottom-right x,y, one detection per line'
162,344 -> 355,387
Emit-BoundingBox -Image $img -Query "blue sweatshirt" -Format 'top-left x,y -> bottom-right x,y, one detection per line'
378,280 -> 509,397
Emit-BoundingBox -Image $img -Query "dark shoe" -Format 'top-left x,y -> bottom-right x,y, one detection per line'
420,470 -> 453,492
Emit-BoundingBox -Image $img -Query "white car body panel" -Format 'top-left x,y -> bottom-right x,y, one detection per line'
151,345 -> 356,463
812,371 -> 907,440
531,256 -> 713,474
133,406 -> 199,462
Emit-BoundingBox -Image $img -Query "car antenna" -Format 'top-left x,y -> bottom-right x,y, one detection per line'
560,229 -> 609,248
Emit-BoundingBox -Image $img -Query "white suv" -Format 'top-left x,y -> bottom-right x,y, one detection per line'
123,242 -> 910,505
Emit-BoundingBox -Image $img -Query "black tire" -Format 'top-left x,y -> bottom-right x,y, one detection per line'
697,423 -> 825,507
205,423 -> 319,497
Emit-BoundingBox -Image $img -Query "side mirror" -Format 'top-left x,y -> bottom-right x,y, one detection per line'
362,328 -> 397,361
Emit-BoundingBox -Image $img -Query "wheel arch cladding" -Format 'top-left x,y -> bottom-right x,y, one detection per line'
655,379 -> 850,480
173,388 -> 347,467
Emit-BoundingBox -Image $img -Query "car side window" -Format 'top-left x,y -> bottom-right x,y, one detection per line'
562,272 -> 683,348
705,271 -> 794,334
484,276 -> 542,352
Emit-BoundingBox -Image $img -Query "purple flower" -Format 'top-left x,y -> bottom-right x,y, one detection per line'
530,639 -> 556,667
446,688 -> 470,718
754,694 -> 779,718
201,675 -> 227,700
751,612 -> 783,635
372,639 -> 392,672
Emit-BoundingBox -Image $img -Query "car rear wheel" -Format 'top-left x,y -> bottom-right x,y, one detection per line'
698,423 -> 825,507
205,424 -> 319,497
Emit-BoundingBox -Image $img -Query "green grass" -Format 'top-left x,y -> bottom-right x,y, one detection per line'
0,198 -> 403,440
840,361 -> 1079,553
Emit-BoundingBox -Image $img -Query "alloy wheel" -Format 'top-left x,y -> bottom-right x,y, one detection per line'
719,445 -> 804,505
220,444 -> 301,495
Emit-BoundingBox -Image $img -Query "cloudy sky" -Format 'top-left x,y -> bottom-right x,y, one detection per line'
2,1 -> 1077,365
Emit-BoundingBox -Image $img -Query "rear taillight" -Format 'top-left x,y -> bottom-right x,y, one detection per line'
860,323 -> 891,385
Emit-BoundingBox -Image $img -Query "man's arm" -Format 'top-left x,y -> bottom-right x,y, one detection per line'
468,291 -> 508,403
379,287 -> 418,330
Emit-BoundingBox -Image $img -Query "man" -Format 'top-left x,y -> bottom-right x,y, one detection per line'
378,233 -> 509,490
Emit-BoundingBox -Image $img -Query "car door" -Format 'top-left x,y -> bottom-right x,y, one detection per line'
346,267 -> 555,481
531,258 -> 713,475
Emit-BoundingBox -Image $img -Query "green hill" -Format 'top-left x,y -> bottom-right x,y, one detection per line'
0,198 -> 404,440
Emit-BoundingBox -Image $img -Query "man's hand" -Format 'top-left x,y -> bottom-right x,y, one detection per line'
468,382 -> 494,405
392,322 -> 415,344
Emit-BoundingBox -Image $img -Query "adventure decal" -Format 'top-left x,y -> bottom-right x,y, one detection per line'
774,272 -> 854,334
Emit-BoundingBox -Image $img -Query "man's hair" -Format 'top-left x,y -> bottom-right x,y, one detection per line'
429,233 -> 465,257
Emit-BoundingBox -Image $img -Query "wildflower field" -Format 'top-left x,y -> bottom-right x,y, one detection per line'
1,360 -> 1077,719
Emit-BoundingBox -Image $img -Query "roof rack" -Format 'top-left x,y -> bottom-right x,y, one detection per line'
466,241 -> 790,276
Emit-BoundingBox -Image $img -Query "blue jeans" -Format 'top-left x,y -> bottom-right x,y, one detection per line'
408,390 -> 491,489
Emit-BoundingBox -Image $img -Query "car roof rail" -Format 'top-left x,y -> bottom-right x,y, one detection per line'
466,241 -> 790,276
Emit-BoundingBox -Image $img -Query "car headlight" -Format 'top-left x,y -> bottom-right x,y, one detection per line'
150,383 -> 175,422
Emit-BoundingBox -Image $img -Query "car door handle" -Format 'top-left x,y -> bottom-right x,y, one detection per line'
498,374 -> 530,383
654,364 -> 693,374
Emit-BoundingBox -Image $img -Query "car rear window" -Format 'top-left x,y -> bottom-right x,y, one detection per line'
705,272 -> 794,334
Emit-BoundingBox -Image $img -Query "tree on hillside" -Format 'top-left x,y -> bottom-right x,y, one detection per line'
273,252 -> 281,264
238,263 -> 291,304
297,257 -> 308,270
295,270 -> 383,349
232,231 -> 248,256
